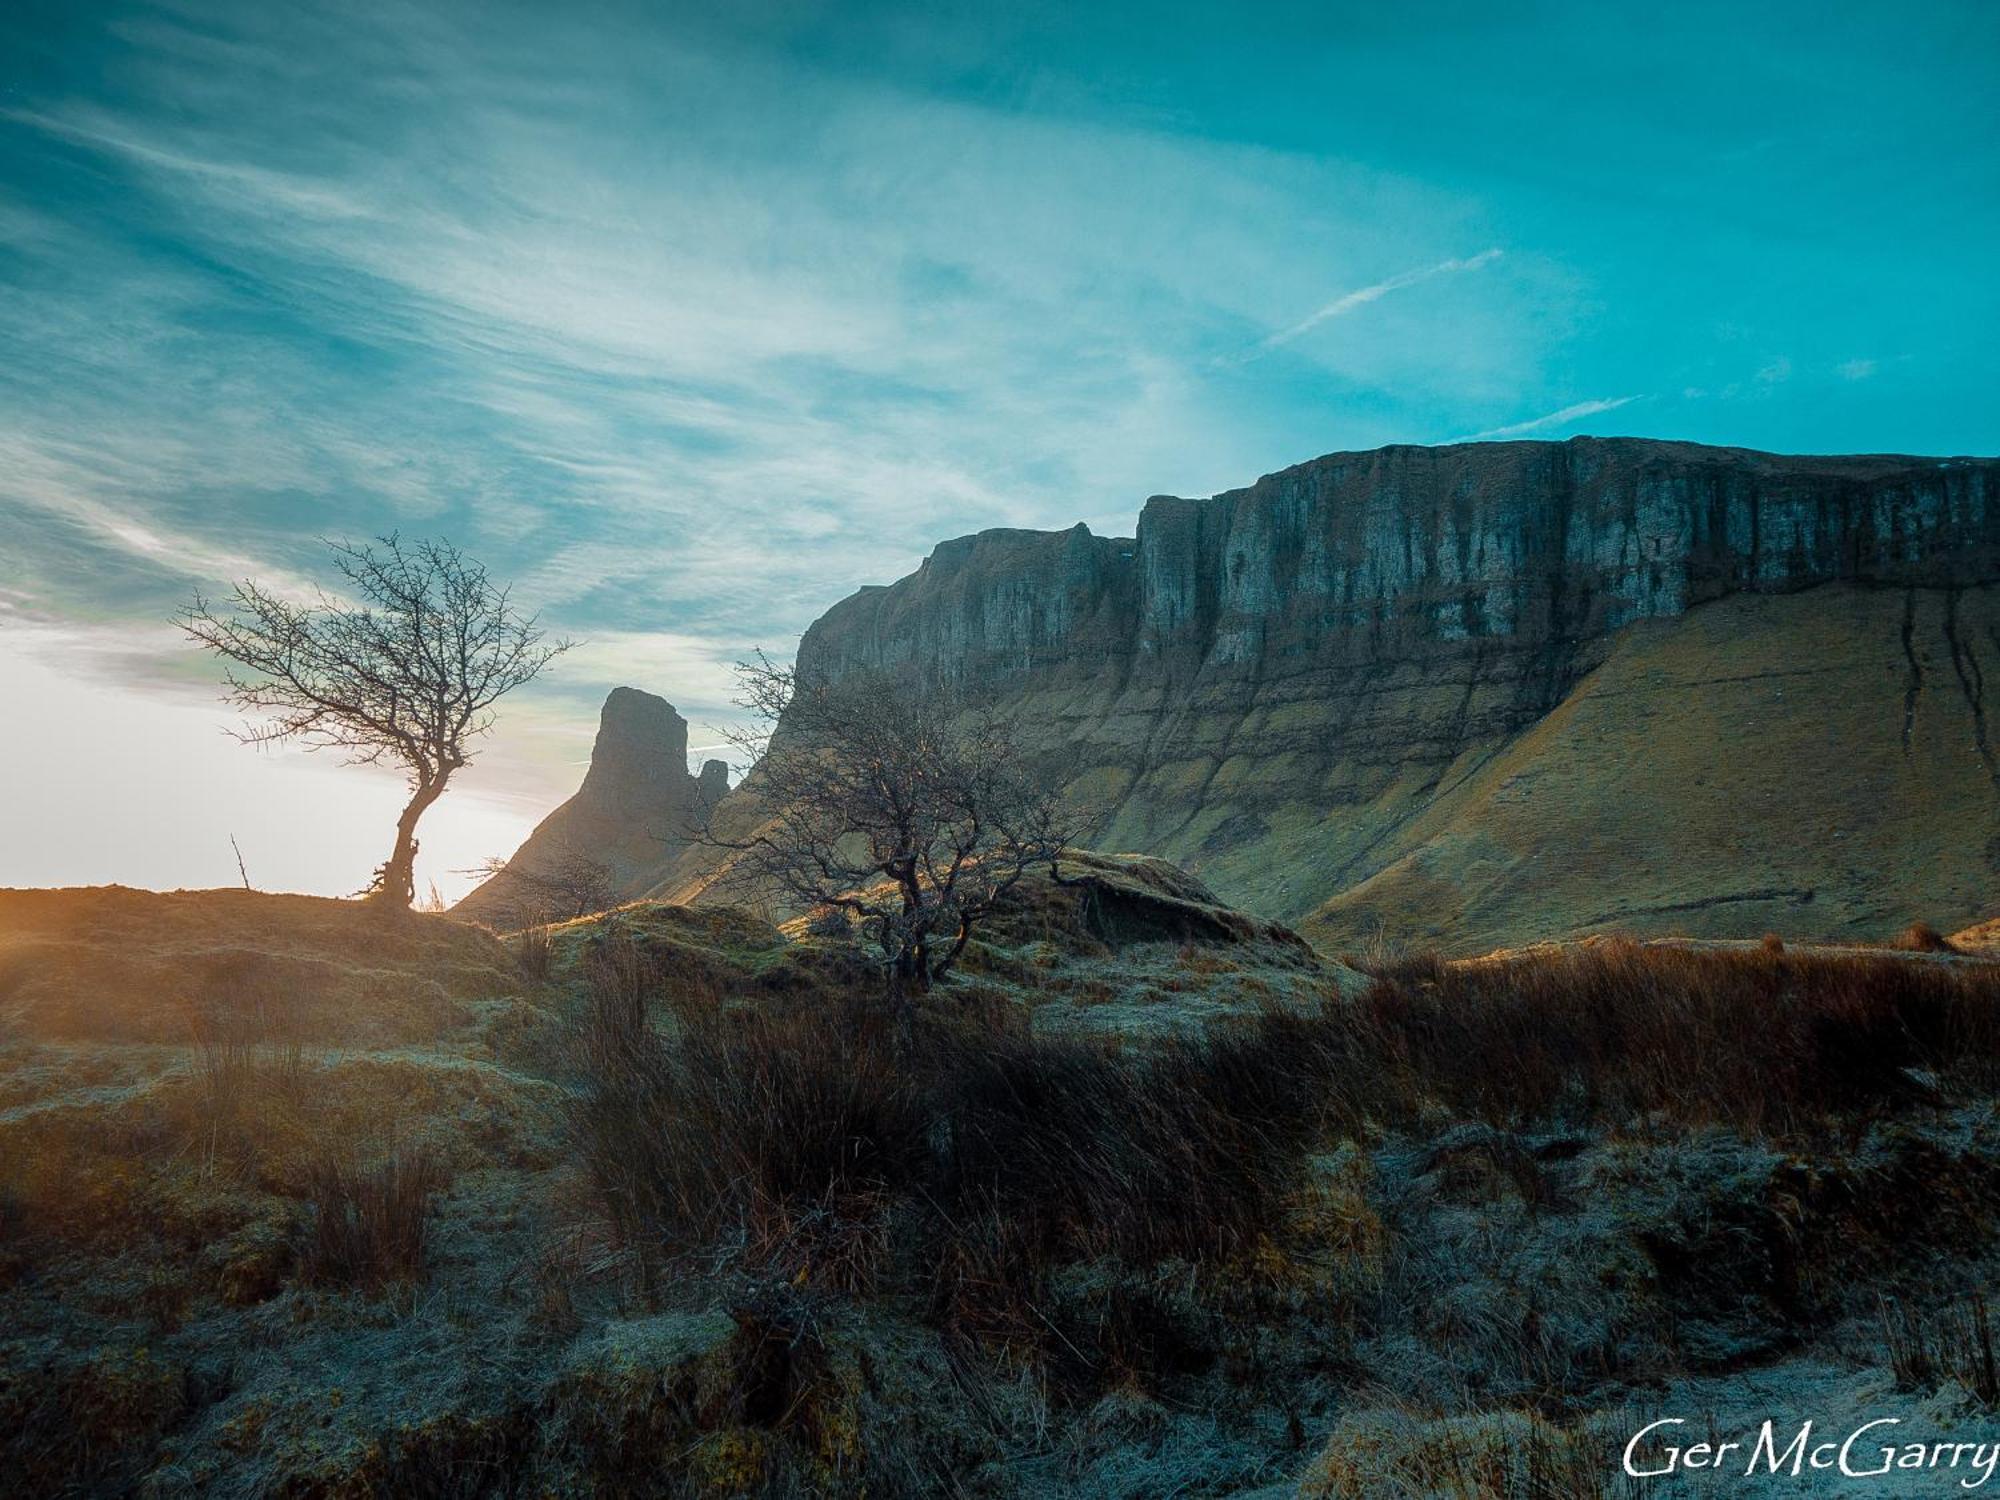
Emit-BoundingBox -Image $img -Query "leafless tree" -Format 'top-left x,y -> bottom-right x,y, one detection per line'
466,841 -> 617,926
707,654 -> 1078,1024
181,536 -> 572,908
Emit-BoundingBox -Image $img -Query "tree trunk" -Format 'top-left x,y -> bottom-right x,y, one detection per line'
377,777 -> 446,908
887,953 -> 922,1053
933,920 -> 974,984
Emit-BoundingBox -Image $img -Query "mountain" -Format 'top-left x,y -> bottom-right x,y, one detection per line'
651,437 -> 2000,950
455,687 -> 728,926
471,438 -> 1997,950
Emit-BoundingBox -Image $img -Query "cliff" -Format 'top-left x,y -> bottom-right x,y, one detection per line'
667,437 -> 2000,948
456,687 -> 728,926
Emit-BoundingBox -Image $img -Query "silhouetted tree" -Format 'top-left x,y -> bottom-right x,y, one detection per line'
181,535 -> 571,908
708,655 -> 1077,1027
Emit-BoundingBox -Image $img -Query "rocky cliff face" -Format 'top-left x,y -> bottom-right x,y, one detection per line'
456,687 -> 729,926
804,439 -> 1999,696
695,437 -> 2000,944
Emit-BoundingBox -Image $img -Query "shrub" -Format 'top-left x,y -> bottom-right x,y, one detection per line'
581,923 -> 652,1028
516,924 -> 555,981
573,1000 -> 923,1295
1881,1293 -> 2000,1405
300,1147 -> 447,1289
1347,939 -> 2000,1132
570,998 -> 1319,1341
1894,920 -> 1960,953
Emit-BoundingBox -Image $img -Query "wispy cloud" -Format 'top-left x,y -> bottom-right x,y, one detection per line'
1463,395 -> 1640,441
0,0 -> 1572,893
0,4 -> 1527,677
0,431 -> 323,600
1252,248 -> 1504,355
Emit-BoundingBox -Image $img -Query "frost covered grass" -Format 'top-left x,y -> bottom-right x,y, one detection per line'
12,879 -> 2000,1496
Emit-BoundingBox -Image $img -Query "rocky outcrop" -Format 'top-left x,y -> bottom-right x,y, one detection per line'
456,687 -> 728,926
669,437 -> 2000,945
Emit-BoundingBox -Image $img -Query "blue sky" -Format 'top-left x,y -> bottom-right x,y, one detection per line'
2,0 -> 1996,896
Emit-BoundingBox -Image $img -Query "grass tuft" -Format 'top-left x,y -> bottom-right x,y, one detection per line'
1343,938 -> 2000,1132
1881,1292 -> 2000,1406
300,1147 -> 448,1290
516,923 -> 555,981
570,994 -> 1318,1345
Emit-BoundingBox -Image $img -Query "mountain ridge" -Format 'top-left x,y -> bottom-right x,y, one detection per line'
578,436 -> 2000,949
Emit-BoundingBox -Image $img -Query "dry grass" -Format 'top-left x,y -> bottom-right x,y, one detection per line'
569,983 -> 1321,1346
1893,919 -> 1961,953
516,923 -> 555,981
1333,938 -> 2000,1132
566,932 -> 2000,1380
180,985 -> 310,1168
300,1147 -> 448,1290
1300,1406 -> 1638,1499
14,875 -> 2000,1493
0,886 -> 511,1045
1881,1293 -> 2000,1406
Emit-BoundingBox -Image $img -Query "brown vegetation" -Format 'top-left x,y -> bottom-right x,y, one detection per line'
13,877 -> 2000,1495
1881,1293 -> 2000,1406
299,1147 -> 449,1290
0,885 -> 513,1044
1338,937 -> 2000,1132
567,959 -> 1320,1352
569,930 -> 2000,1381
1894,919 -> 1961,953
516,921 -> 555,981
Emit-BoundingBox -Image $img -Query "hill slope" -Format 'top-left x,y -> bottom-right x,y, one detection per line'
1304,581 -> 2000,951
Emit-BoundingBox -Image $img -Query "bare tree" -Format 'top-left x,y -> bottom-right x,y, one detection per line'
707,654 -> 1078,1024
465,841 -> 616,926
181,535 -> 572,908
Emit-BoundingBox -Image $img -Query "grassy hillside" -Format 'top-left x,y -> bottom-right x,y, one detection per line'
6,873 -> 2000,1494
1306,583 -> 2000,954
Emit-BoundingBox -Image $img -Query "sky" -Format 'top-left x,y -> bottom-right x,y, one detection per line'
1,0 -> 1996,901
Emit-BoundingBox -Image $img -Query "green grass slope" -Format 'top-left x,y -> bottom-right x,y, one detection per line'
1306,582 -> 2000,955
